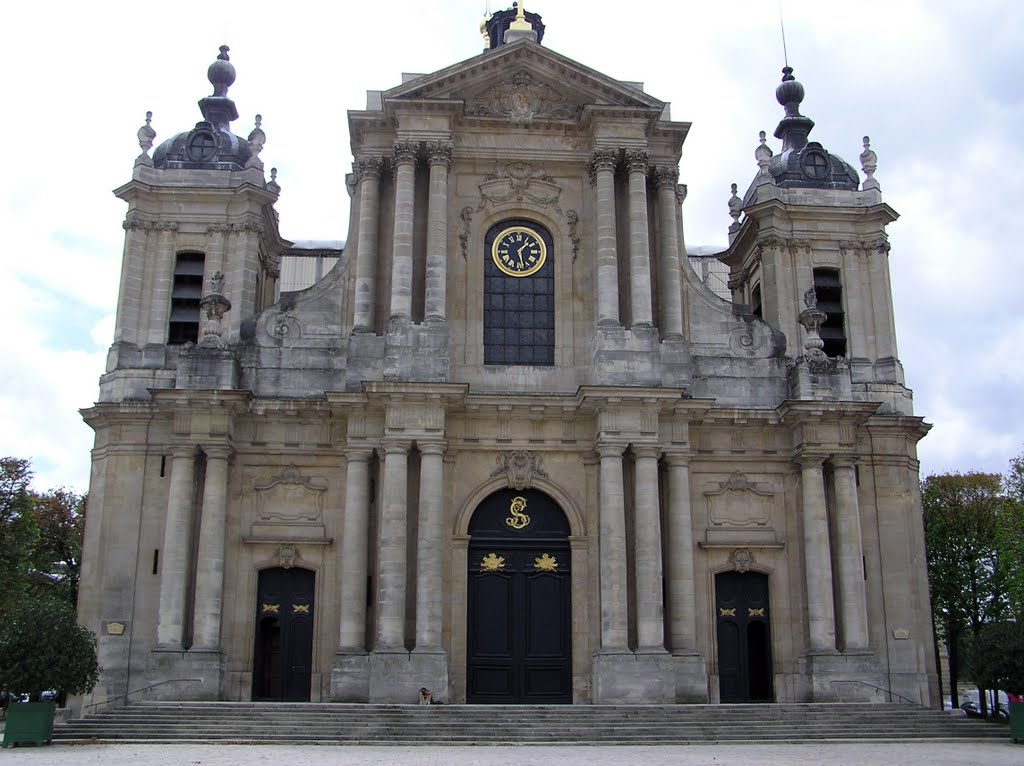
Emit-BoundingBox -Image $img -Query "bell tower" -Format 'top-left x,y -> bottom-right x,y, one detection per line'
721,67 -> 909,412
102,46 -> 288,402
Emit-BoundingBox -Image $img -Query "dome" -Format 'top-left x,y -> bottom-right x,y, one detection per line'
152,45 -> 252,171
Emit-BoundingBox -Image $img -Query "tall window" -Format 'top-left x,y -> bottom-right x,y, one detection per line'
169,252 -> 205,344
483,219 -> 554,365
813,268 -> 846,358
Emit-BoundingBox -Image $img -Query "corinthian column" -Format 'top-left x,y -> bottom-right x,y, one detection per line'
352,155 -> 383,332
832,457 -> 869,650
148,222 -> 179,345
115,216 -> 151,346
339,449 -> 372,651
589,148 -> 620,327
624,149 -> 653,326
424,141 -> 452,324
597,444 -> 629,650
798,455 -> 837,652
389,140 -> 418,322
156,446 -> 196,648
654,165 -> 684,339
633,446 -> 666,650
191,445 -> 232,650
665,453 -> 696,651
375,441 -> 410,650
415,442 -> 446,650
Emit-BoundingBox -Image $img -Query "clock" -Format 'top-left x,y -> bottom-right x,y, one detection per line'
490,224 -> 547,277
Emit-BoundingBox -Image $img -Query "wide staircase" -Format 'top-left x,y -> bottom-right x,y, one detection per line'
54,702 -> 1006,745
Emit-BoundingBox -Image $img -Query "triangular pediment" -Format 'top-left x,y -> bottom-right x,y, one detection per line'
382,40 -> 664,116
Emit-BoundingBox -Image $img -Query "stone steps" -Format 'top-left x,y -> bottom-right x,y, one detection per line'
55,702 -> 1006,745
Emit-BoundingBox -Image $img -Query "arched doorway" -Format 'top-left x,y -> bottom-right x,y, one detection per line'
716,570 -> 774,702
467,488 -> 571,703
252,567 -> 315,701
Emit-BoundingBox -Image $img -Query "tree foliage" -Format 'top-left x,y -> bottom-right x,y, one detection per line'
922,471 -> 1007,711
971,621 -> 1024,697
0,457 -> 39,615
0,596 -> 99,701
0,458 -> 86,619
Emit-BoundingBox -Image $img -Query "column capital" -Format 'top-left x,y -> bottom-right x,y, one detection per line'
796,453 -> 827,469
202,444 -> 233,461
418,441 -> 448,457
344,447 -> 374,463
632,445 -> 662,461
588,147 -> 619,177
663,452 -> 692,467
393,138 -> 420,165
170,444 -> 197,459
381,439 -> 412,455
425,140 -> 453,168
355,155 -> 384,181
829,455 -> 860,470
653,165 -> 680,189
596,443 -> 625,459
624,148 -> 650,174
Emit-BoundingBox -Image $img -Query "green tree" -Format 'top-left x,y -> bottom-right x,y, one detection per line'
971,621 -> 1024,699
29,487 -> 86,606
0,457 -> 39,617
1000,453 -> 1024,619
0,596 -> 99,702
923,472 -> 1008,713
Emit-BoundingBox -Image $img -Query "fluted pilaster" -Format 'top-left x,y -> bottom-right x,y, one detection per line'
589,149 -> 620,327
424,141 -> 452,323
352,156 -> 383,332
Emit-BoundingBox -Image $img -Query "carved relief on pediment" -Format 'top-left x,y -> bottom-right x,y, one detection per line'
478,161 -> 561,210
253,465 -> 326,523
704,472 -> 774,528
466,69 -> 581,124
491,449 -> 549,491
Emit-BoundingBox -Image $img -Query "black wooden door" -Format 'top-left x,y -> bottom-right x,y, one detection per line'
467,488 -> 571,703
716,570 -> 773,702
253,567 -> 315,701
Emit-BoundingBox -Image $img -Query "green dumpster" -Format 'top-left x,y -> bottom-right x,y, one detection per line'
2,701 -> 56,748
1012,701 -> 1024,744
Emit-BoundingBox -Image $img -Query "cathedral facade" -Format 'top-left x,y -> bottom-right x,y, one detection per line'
78,7 -> 938,707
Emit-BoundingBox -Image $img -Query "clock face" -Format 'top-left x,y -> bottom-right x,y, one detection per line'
491,225 -> 547,277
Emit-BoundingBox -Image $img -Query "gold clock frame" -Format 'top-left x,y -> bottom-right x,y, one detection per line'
490,224 -> 548,277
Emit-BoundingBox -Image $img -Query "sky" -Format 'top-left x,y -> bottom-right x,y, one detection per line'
0,0 -> 1021,492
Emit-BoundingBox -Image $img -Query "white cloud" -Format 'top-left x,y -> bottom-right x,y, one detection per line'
0,0 -> 1021,489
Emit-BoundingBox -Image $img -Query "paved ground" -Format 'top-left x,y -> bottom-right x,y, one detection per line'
0,742 -> 1022,765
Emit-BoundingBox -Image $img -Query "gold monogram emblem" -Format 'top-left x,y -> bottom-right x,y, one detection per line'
261,603 -> 280,614
505,496 -> 531,530
481,553 -> 506,572
534,553 -> 558,572
748,608 -> 765,617
719,608 -> 736,617
293,604 -> 310,614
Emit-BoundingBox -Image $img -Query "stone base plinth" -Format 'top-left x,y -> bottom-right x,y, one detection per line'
147,647 -> 224,700
671,651 -> 709,702
367,648 -> 449,704
592,649 -> 674,703
330,651 -> 370,702
590,326 -> 661,386
799,649 -> 883,702
788,358 -> 852,401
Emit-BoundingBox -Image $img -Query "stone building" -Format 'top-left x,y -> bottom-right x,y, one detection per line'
78,6 -> 938,707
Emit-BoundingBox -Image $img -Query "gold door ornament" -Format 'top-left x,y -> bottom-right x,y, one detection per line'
292,604 -> 310,614
480,553 -> 506,572
719,608 -> 736,617
748,608 -> 765,618
534,553 -> 558,572
505,496 -> 531,530
261,603 -> 280,614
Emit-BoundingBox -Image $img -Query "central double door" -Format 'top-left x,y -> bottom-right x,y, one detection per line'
466,488 -> 572,703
